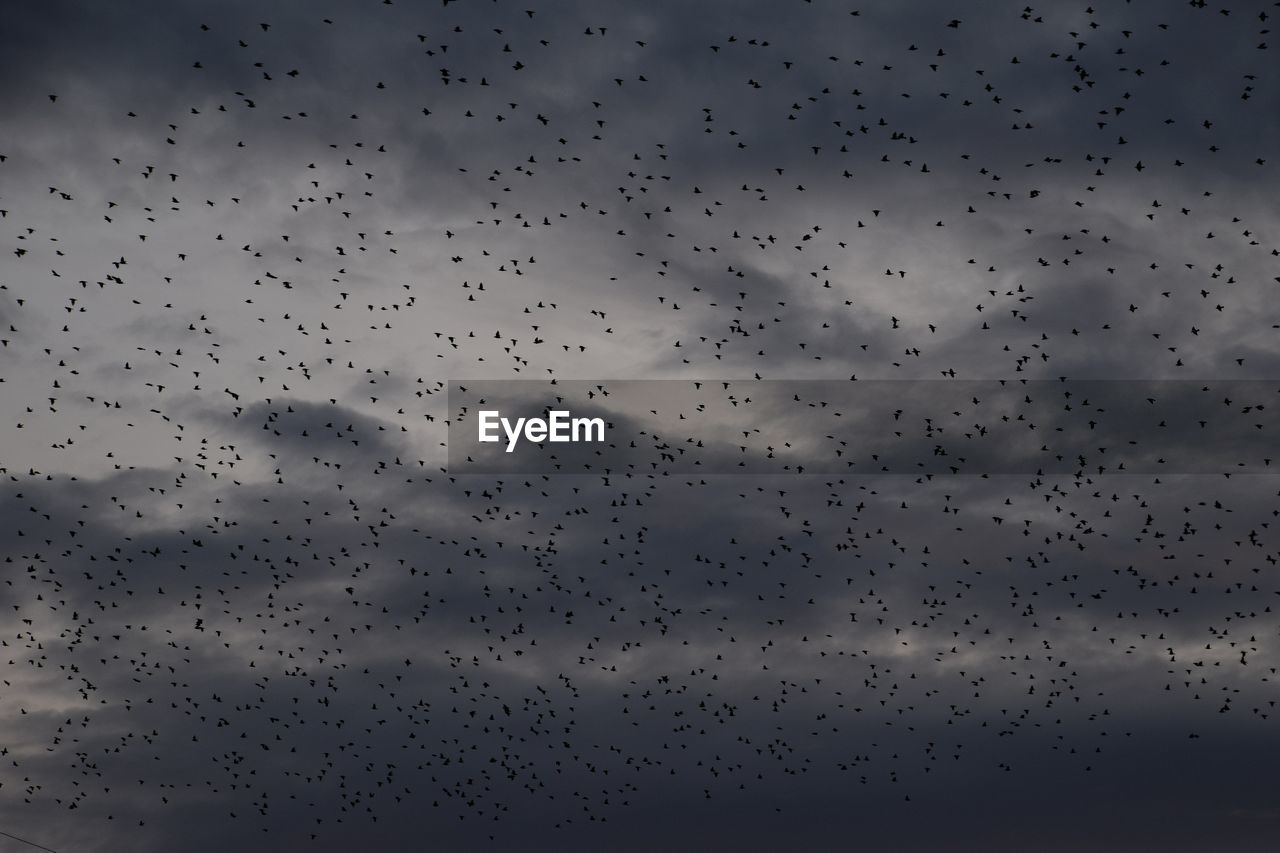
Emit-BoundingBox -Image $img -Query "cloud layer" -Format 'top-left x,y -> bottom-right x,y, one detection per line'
2,1 -> 1280,850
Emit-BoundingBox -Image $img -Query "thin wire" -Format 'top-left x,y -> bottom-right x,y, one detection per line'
0,828 -> 58,853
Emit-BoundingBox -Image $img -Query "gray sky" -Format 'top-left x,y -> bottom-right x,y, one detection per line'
2,1 -> 1280,850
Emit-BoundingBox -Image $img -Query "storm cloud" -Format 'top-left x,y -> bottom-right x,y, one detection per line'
2,1 -> 1280,851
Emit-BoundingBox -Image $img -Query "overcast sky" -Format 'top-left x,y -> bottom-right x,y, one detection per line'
2,1 -> 1280,851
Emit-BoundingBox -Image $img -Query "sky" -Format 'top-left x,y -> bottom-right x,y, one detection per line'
2,0 -> 1280,850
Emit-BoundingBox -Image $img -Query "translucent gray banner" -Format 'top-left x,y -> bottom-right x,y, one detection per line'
446,380 -> 1280,475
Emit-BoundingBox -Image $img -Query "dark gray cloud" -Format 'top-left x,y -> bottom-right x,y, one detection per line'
2,1 -> 1280,851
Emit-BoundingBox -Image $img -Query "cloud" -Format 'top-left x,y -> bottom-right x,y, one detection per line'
3,0 -> 1280,850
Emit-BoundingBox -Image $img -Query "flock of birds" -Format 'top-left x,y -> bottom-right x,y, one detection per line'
1,0 -> 1279,850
